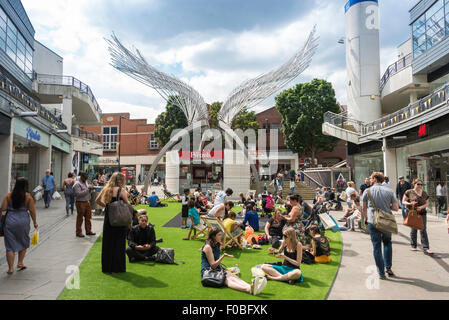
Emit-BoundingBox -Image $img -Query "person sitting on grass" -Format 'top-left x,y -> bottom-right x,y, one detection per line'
126,215 -> 159,263
238,193 -> 246,205
195,195 -> 208,215
139,187 -> 148,205
243,202 -> 260,231
265,209 -> 286,249
207,188 -> 233,218
183,199 -> 205,240
201,227 -> 267,295
309,225 -> 331,263
261,227 -> 303,285
223,211 -> 243,240
148,191 -> 165,207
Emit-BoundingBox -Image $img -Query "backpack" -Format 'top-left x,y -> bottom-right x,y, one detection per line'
155,248 -> 184,265
265,196 -> 274,210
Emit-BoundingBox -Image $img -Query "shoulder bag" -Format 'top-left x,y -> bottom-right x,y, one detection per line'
108,187 -> 133,227
0,211 -> 6,237
403,204 -> 423,231
367,189 -> 398,234
201,267 -> 226,288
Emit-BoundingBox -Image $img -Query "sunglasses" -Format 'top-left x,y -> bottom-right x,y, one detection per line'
416,183 -> 423,186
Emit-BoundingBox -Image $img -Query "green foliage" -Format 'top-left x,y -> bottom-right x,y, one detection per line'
154,97 -> 188,146
208,101 -> 222,129
275,79 -> 340,164
209,101 -> 260,132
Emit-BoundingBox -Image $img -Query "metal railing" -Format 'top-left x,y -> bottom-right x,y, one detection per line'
0,71 -> 67,130
35,74 -> 102,115
324,82 -> 449,136
71,127 -> 102,143
380,53 -> 413,91
302,171 -> 324,190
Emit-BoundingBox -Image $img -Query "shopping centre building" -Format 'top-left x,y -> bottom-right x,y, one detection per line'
0,0 -> 102,195
323,0 -> 449,214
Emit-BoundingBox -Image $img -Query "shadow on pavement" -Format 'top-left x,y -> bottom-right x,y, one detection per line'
390,276 -> 449,293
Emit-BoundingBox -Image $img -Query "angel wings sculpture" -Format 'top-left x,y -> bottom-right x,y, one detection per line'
106,26 -> 319,192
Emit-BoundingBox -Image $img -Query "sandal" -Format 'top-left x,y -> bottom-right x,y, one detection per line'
7,270 -> 13,275
424,250 -> 434,255
17,265 -> 27,271
410,248 -> 418,251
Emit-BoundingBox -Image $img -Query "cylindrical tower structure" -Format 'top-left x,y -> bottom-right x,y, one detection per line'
345,0 -> 382,123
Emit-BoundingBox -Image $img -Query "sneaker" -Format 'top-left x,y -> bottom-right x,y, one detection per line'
252,276 -> 267,296
379,275 -> 387,280
386,268 -> 395,277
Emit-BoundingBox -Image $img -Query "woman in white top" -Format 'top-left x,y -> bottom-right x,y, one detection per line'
340,181 -> 358,222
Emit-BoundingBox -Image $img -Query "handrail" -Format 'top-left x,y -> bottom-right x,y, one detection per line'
302,171 -> 323,190
380,53 -> 412,91
324,82 -> 449,136
35,74 -> 102,115
0,71 -> 67,130
71,127 -> 102,143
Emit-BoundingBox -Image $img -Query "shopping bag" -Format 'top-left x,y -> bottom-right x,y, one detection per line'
33,185 -> 43,193
318,213 -> 337,230
52,191 -> 62,200
31,229 -> 39,246
34,191 -> 42,201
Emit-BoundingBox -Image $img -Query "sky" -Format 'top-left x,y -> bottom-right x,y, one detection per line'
22,0 -> 418,123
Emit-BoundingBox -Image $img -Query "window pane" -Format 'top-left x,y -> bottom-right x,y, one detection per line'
103,127 -> 110,134
0,8 -> 6,22
0,17 -> 5,31
413,15 -> 426,30
25,42 -> 32,56
427,0 -> 443,18
7,21 -> 17,36
17,33 -> 24,46
0,38 -> 5,51
0,27 -> 5,42
414,23 -> 426,38
110,127 -> 117,134
6,45 -> 15,60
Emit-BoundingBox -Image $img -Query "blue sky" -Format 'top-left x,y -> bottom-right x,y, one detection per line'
22,0 -> 418,123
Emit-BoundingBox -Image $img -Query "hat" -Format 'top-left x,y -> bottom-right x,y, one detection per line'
399,176 -> 404,180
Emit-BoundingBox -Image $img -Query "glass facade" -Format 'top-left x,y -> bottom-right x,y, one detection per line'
0,6 -> 33,78
396,134 -> 449,215
353,152 -> 384,189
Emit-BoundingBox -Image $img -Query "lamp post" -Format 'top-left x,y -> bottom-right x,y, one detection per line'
117,116 -> 126,173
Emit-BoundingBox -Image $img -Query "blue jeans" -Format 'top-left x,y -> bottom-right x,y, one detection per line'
65,194 -> 74,214
368,223 -> 392,276
400,202 -> 406,219
43,189 -> 54,207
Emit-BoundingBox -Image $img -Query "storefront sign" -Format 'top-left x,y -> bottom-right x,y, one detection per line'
83,153 -> 89,164
52,134 -> 71,154
178,151 -> 223,160
99,157 -> 119,165
26,127 -> 41,143
418,124 -> 428,137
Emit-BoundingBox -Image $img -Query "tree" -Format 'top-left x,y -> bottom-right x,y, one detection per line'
208,101 -> 260,132
275,78 -> 340,167
154,97 -> 188,146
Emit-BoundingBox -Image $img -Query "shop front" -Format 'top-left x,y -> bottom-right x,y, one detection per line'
353,152 -> 384,189
178,151 -> 223,191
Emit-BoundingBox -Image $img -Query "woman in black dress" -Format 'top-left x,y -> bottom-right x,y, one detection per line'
96,172 -> 129,273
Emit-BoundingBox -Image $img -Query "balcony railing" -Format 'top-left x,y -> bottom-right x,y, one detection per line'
324,82 -> 449,136
0,71 -> 67,130
72,127 -> 102,143
380,53 -> 413,91
35,74 -> 102,115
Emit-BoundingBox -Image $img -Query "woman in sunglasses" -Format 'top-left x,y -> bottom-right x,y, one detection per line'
261,227 -> 303,284
402,179 -> 432,255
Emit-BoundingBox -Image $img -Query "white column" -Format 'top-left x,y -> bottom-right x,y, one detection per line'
223,149 -> 250,200
383,137 -> 397,191
166,150 -> 180,194
39,137 -> 52,180
0,121 -> 13,195
62,97 -> 73,135
62,147 -> 73,180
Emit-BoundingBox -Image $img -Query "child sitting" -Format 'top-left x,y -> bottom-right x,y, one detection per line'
243,203 -> 260,231
345,197 -> 362,231
309,225 -> 331,263
183,199 -> 205,240
222,211 -> 243,240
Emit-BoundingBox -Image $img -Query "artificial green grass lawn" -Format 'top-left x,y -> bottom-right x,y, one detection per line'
58,202 -> 342,300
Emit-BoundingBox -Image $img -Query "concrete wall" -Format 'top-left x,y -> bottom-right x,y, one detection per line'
33,41 -> 63,76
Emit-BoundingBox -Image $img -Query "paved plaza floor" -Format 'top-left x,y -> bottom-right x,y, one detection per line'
0,198 -> 447,300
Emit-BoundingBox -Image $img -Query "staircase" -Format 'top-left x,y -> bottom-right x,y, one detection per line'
250,180 -> 316,200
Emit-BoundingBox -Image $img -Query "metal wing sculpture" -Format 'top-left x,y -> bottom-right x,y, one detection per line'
218,25 -> 319,126
106,33 -> 209,125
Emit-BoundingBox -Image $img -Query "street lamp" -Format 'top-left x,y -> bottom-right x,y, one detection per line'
118,116 -> 126,173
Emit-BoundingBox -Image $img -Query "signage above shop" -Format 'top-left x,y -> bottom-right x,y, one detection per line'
178,151 -> 223,160
26,127 -> 41,143
418,124 -> 428,137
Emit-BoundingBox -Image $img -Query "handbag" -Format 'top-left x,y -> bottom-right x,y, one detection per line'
367,189 -> 398,234
201,268 -> 226,288
0,212 -> 6,237
339,190 -> 347,202
403,207 -> 423,230
108,187 -> 133,227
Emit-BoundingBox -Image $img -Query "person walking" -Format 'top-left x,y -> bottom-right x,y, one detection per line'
0,178 -> 38,275
436,182 -> 445,214
41,169 -> 56,208
402,179 -> 432,255
362,172 -> 399,280
73,172 -> 96,238
62,173 -> 75,216
96,172 -> 128,273
396,176 -> 412,219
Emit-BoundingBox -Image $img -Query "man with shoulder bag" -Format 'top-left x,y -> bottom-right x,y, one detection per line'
73,172 -> 96,238
362,172 -> 399,280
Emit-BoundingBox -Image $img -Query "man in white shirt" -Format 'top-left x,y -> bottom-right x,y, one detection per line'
208,188 -> 233,218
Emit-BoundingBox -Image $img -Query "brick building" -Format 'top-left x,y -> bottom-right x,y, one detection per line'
82,113 -> 163,184
255,107 -> 346,171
